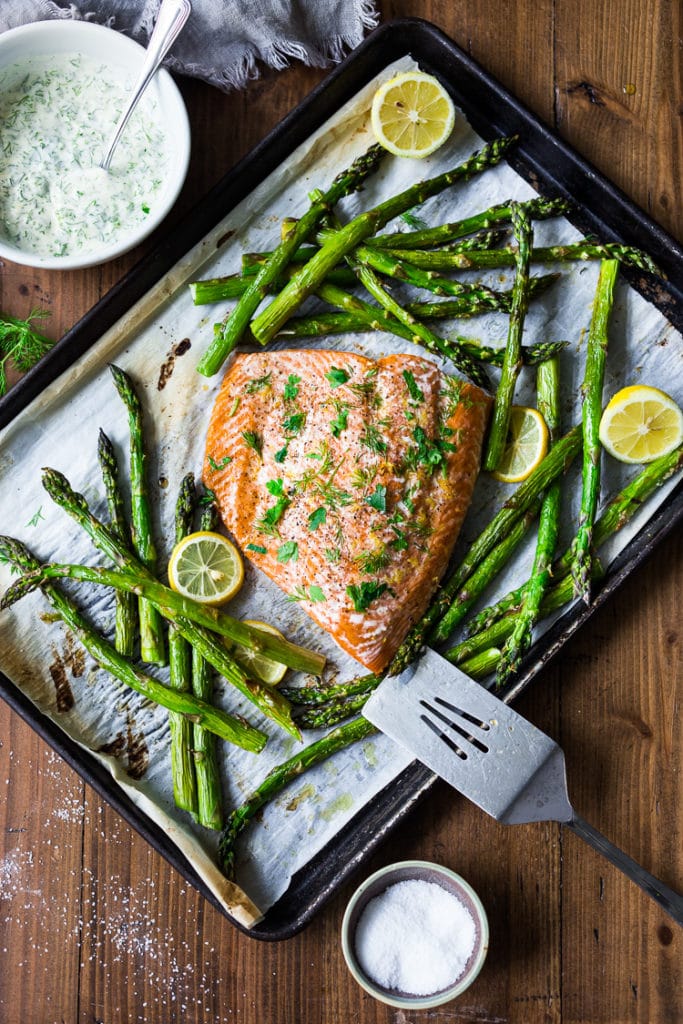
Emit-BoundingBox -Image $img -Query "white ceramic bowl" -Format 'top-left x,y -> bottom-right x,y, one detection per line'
341,860 -> 489,1009
0,20 -> 190,270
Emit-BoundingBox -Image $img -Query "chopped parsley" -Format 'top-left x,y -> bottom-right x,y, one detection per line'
329,403 -> 349,438
241,430 -> 263,459
256,496 -> 290,535
283,411 -> 306,435
391,528 -> 409,551
246,543 -> 267,554
325,366 -> 351,388
283,373 -> 301,401
244,372 -> 272,394
346,580 -> 391,613
277,540 -> 299,563
274,445 -> 289,464
207,454 -> 232,472
402,369 -> 424,403
364,484 -> 387,513
287,584 -> 326,603
307,506 -> 327,531
403,425 -> 456,475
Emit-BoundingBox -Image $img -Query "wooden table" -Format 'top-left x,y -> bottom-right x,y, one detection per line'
0,2 -> 681,1021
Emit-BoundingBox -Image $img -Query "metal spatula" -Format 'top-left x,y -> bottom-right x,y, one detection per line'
363,648 -> 683,925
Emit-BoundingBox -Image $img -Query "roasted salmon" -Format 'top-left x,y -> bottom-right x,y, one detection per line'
204,350 -> 491,673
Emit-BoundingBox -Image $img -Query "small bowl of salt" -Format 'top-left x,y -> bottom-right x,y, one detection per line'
341,859 -> 488,1009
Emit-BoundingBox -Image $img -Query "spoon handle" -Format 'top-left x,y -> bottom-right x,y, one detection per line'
101,0 -> 192,171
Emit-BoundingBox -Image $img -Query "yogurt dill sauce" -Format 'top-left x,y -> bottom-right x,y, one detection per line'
0,52 -> 171,259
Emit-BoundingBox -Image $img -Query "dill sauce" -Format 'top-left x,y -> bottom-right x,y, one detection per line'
0,53 -> 170,259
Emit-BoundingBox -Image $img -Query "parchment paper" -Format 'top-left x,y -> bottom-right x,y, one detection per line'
0,57 -> 681,926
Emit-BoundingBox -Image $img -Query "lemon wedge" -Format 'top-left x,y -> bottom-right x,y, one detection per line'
491,406 -> 549,483
371,71 -> 456,158
230,620 -> 288,686
168,531 -> 244,605
598,384 -> 683,463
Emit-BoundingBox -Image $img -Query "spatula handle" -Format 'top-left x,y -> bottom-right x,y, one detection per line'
568,813 -> 683,926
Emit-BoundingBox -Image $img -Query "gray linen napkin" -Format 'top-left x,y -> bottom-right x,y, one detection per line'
0,0 -> 379,90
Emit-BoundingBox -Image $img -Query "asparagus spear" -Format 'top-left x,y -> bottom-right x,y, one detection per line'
495,356 -> 562,686
352,244 -> 515,309
249,135 -> 517,345
192,496 -> 224,830
281,673 -> 381,707
168,474 -> 199,814
239,226 -> 510,271
455,442 -> 683,658
110,365 -> 166,665
347,259 -> 492,390
367,196 -> 571,250
97,429 -> 137,657
484,202 -> 534,471
217,716 -> 376,878
296,692 -> 371,730
570,259 -> 619,602
196,144 -> 385,376
0,537 -> 266,751
41,466 -> 323,673
382,241 -> 661,275
277,305 -> 568,366
189,264 -> 359,305
416,423 -> 582,654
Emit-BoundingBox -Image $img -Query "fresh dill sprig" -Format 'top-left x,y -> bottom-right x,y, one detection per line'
0,308 -> 53,396
241,430 -> 263,459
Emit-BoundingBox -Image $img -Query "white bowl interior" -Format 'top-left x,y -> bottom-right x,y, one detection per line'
0,20 -> 190,269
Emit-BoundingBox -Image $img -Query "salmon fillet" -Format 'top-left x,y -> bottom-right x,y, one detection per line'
204,350 -> 491,673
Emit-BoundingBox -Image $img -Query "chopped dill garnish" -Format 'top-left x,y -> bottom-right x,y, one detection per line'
324,547 -> 341,563
244,372 -> 272,394
287,584 -> 326,603
360,423 -> 387,454
241,430 -> 263,459
350,464 -> 379,489
354,545 -> 390,574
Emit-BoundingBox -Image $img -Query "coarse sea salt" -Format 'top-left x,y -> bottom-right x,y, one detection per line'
354,878 -> 476,996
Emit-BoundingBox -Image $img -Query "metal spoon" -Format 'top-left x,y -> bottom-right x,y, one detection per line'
100,0 -> 192,171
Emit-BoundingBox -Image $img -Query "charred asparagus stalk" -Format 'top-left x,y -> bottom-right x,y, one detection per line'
110,365 -> 166,665
484,202 -> 534,471
168,474 -> 199,815
196,144 -> 386,376
97,428 -> 137,657
0,537 -> 266,752
249,136 -> 517,345
570,260 -> 619,602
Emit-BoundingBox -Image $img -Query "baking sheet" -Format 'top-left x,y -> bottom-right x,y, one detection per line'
1,27 -> 682,934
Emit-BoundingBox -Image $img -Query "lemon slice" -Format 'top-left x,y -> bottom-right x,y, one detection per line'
231,620 -> 288,686
371,71 -> 456,158
168,531 -> 244,605
491,406 -> 549,483
598,385 -> 683,463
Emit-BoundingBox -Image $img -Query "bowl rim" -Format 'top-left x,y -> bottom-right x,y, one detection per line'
0,19 -> 190,271
340,859 -> 489,1010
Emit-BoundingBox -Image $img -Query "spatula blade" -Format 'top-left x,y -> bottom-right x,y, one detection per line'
363,648 -> 573,824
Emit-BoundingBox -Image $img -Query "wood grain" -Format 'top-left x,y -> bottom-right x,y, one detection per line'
0,2 -> 681,1022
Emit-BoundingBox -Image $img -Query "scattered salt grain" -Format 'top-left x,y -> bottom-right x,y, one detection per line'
354,878 -> 476,996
